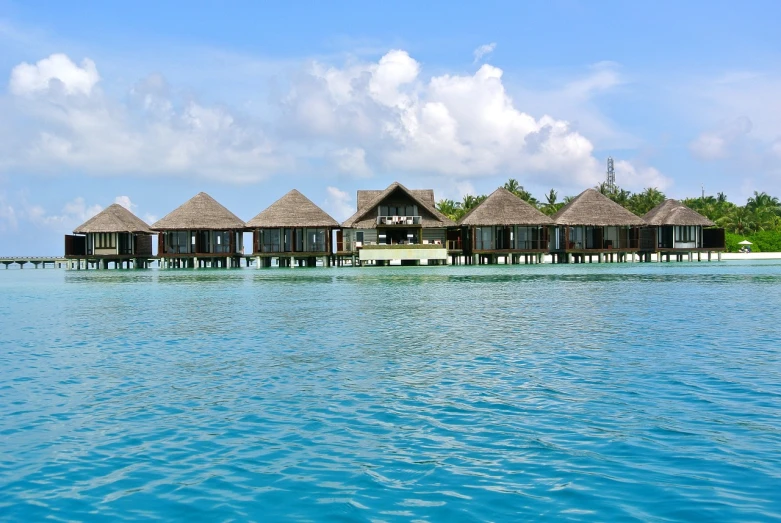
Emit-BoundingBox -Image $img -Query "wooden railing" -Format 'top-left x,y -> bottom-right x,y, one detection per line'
474,240 -> 547,250
376,215 -> 422,225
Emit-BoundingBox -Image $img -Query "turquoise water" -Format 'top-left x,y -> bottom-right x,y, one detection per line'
1,262 -> 780,521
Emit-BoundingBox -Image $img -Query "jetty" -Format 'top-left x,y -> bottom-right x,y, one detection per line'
1,257 -> 68,269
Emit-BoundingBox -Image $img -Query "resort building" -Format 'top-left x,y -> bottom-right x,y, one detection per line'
64,203 -> 155,269
339,182 -> 458,265
152,192 -> 246,268
246,189 -> 340,268
641,199 -> 725,261
458,188 -> 553,264
550,188 -> 645,263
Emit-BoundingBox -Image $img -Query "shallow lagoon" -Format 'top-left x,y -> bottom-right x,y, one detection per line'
1,261 -> 780,521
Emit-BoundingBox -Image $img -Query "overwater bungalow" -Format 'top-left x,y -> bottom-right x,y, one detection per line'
640,199 -> 725,261
246,189 -> 340,268
458,187 -> 553,265
152,192 -> 246,268
64,204 -> 155,269
550,188 -> 645,263
339,182 -> 458,265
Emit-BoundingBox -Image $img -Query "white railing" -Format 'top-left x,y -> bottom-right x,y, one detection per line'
376,215 -> 422,225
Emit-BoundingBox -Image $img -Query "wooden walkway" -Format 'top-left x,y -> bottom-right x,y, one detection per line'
1,257 -> 68,269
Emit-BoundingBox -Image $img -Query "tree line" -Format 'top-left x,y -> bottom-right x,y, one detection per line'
436,179 -> 781,251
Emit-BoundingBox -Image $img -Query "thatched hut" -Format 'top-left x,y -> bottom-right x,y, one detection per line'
246,189 -> 339,267
551,188 -> 645,262
152,192 -> 246,268
640,199 -> 725,260
340,182 -> 457,265
65,204 -> 154,269
458,187 -> 553,264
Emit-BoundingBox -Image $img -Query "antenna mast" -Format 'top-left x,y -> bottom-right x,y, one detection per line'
606,157 -> 615,192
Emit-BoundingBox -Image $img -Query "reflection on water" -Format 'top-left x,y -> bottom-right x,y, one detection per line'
1,262 -> 781,521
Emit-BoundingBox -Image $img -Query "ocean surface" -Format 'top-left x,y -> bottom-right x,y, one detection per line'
1,261 -> 780,521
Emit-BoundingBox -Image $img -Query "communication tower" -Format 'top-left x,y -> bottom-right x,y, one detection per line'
606,157 -> 615,192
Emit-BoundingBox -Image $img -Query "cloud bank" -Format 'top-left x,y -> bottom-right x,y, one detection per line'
2,51 -> 668,190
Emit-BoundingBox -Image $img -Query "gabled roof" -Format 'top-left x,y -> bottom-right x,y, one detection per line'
458,187 -> 553,226
552,188 -> 645,226
246,189 -> 339,228
342,182 -> 454,228
151,192 -> 246,230
73,204 -> 153,234
643,199 -> 715,227
357,189 -> 435,210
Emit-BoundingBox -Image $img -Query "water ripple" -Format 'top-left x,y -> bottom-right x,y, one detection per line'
1,262 -> 781,520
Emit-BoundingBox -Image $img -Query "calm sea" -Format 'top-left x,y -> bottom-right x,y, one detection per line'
1,262 -> 780,521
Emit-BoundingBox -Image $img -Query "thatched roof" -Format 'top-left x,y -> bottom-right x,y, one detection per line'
343,182 -> 454,228
246,189 -> 339,228
357,189 -> 435,210
459,188 -> 553,226
152,192 -> 246,230
552,188 -> 645,226
74,204 -> 153,234
643,199 -> 715,227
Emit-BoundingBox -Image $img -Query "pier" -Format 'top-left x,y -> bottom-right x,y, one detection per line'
1,257 -> 68,269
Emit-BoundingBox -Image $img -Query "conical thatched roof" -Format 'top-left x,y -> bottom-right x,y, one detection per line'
552,188 -> 645,226
152,192 -> 246,230
458,188 -> 553,226
73,204 -> 152,234
343,182 -> 454,228
246,189 -> 339,228
643,199 -> 715,226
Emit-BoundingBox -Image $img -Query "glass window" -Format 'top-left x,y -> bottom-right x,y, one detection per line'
262,229 -> 281,252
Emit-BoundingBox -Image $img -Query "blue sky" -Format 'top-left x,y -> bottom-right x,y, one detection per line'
1,0 -> 780,254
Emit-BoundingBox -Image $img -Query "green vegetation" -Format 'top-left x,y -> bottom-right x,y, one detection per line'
436,180 -> 781,252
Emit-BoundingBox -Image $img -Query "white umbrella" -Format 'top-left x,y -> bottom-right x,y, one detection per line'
738,240 -> 753,245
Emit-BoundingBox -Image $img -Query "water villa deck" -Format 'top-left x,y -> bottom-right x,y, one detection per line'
549,189 -> 645,263
152,192 -> 246,269
459,188 -> 552,265
64,203 -> 155,269
640,199 -> 725,262
246,189 -> 339,268
339,182 -> 461,266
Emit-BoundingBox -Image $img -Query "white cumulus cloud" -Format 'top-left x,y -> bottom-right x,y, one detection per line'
2,54 -> 287,183
285,51 -> 633,188
613,160 -> 672,192
114,195 -> 136,211
323,186 -> 354,221
331,147 -> 372,177
9,54 -> 100,96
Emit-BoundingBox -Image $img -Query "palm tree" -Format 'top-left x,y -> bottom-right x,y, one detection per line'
747,191 -> 781,216
611,188 -> 632,208
503,178 -> 521,194
436,199 -> 463,222
628,187 -> 666,215
541,189 -> 564,215
718,207 -> 758,235
503,179 -> 538,205
461,194 -> 479,212
545,189 -> 558,206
